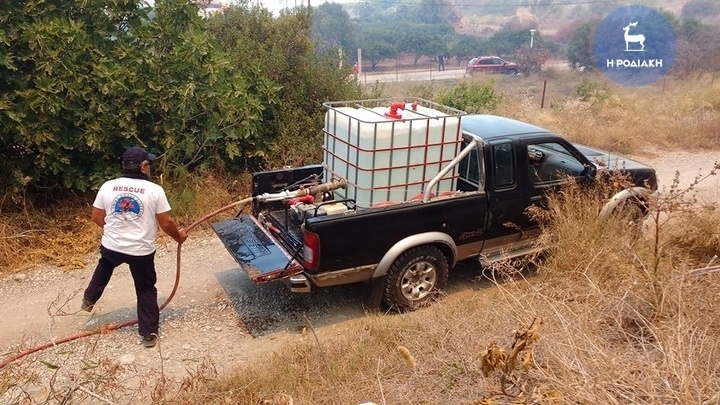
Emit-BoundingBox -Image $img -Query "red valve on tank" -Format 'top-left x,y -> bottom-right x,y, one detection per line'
384,101 -> 405,119
287,194 -> 314,206
411,101 -> 418,111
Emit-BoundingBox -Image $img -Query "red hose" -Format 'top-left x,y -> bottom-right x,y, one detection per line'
0,199 -> 251,369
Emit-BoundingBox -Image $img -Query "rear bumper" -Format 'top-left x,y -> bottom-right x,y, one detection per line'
306,264 -> 376,288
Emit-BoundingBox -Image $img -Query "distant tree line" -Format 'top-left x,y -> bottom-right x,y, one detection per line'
312,0 -> 720,76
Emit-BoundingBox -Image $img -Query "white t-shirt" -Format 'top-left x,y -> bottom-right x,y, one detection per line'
93,177 -> 172,256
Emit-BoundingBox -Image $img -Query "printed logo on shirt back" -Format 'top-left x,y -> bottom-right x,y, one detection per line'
111,193 -> 145,220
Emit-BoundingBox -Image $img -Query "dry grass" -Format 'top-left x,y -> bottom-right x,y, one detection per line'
172,175 -> 720,405
500,72 -> 720,155
0,201 -> 99,273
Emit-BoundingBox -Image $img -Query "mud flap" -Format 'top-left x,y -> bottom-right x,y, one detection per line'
362,276 -> 386,312
211,215 -> 304,284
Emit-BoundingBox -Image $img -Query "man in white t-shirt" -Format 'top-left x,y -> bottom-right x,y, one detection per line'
82,146 -> 188,348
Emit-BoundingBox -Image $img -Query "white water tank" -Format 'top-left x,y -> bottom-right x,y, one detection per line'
323,100 -> 463,208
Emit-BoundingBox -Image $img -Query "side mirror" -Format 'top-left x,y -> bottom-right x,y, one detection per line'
584,164 -> 597,180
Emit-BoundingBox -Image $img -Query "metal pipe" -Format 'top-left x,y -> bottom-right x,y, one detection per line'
423,139 -> 484,202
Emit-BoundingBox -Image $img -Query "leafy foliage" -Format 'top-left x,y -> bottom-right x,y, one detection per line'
566,21 -> 597,71
574,78 -> 609,102
312,2 -> 358,58
436,80 -> 504,113
514,45 -> 551,75
450,35 -> 488,65
206,6 -> 362,168
363,39 -> 397,71
0,0 -> 269,198
1,1 -> 362,203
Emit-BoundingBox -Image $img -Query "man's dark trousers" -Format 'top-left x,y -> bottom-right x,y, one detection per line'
84,245 -> 159,337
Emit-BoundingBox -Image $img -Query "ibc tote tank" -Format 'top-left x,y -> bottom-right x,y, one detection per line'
323,101 -> 462,208
323,107 -> 392,206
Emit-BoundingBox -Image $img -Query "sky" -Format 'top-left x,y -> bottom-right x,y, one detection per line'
211,0 -> 357,16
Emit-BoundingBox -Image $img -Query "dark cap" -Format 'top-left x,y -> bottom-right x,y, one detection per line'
122,146 -> 157,165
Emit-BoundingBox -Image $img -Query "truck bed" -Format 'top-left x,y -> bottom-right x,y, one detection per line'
262,208 -> 304,249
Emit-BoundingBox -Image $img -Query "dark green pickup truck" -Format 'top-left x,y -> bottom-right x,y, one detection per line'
212,101 -> 657,312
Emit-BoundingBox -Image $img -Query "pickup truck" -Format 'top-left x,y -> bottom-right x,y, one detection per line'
212,103 -> 657,312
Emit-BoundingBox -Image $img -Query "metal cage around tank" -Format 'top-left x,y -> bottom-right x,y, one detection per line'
322,98 -> 467,208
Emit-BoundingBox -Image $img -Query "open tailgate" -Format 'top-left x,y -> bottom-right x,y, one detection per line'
211,215 -> 304,284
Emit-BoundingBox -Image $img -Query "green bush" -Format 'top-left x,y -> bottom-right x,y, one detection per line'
574,78 -> 609,102
436,80 -> 504,113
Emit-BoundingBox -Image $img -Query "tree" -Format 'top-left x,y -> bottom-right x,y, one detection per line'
0,0 -> 363,200
514,45 -> 551,75
207,6 -> 361,167
363,39 -> 397,71
487,29 -> 530,57
413,0 -> 460,25
673,18 -> 720,74
1,0 -> 277,197
450,36 -> 488,67
311,2 -> 358,57
567,21 -> 597,71
391,23 -> 453,65
681,0 -> 720,20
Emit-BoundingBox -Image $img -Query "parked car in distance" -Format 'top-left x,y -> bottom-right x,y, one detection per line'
466,56 -> 520,76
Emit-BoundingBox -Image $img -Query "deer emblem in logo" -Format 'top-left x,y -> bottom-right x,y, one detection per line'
623,21 -> 645,51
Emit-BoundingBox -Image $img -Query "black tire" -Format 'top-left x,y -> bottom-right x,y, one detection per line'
383,245 -> 449,312
616,199 -> 648,225
507,68 -> 519,76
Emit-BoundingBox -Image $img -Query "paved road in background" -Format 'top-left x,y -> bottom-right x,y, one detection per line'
358,60 -> 570,83
360,67 -> 466,83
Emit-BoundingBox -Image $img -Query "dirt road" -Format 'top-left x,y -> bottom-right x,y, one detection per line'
0,151 -> 717,403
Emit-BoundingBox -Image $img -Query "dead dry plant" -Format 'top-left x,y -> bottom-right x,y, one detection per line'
0,349 -> 135,405
0,208 -> 99,274
479,317 -> 543,398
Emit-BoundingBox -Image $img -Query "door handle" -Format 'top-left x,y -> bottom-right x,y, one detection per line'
530,196 -> 543,202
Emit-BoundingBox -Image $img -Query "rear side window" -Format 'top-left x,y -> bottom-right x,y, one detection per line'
458,140 -> 481,187
493,143 -> 514,188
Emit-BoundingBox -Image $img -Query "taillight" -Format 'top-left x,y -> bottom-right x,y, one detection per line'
303,230 -> 320,269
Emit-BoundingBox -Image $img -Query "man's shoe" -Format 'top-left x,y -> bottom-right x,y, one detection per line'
81,299 -> 94,312
143,333 -> 158,348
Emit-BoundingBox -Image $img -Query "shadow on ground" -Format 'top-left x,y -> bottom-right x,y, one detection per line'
214,267 -> 368,337
211,258 -> 535,337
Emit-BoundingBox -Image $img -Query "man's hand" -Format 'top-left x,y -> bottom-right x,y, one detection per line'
157,212 -> 188,244
176,228 -> 189,244
91,207 -> 106,227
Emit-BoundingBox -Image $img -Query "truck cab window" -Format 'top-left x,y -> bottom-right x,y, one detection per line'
527,142 -> 585,184
458,140 -> 481,189
493,143 -> 514,188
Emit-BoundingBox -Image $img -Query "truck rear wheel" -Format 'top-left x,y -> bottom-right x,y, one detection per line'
383,245 -> 449,312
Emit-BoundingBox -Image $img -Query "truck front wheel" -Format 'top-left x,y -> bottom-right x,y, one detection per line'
383,245 -> 449,312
